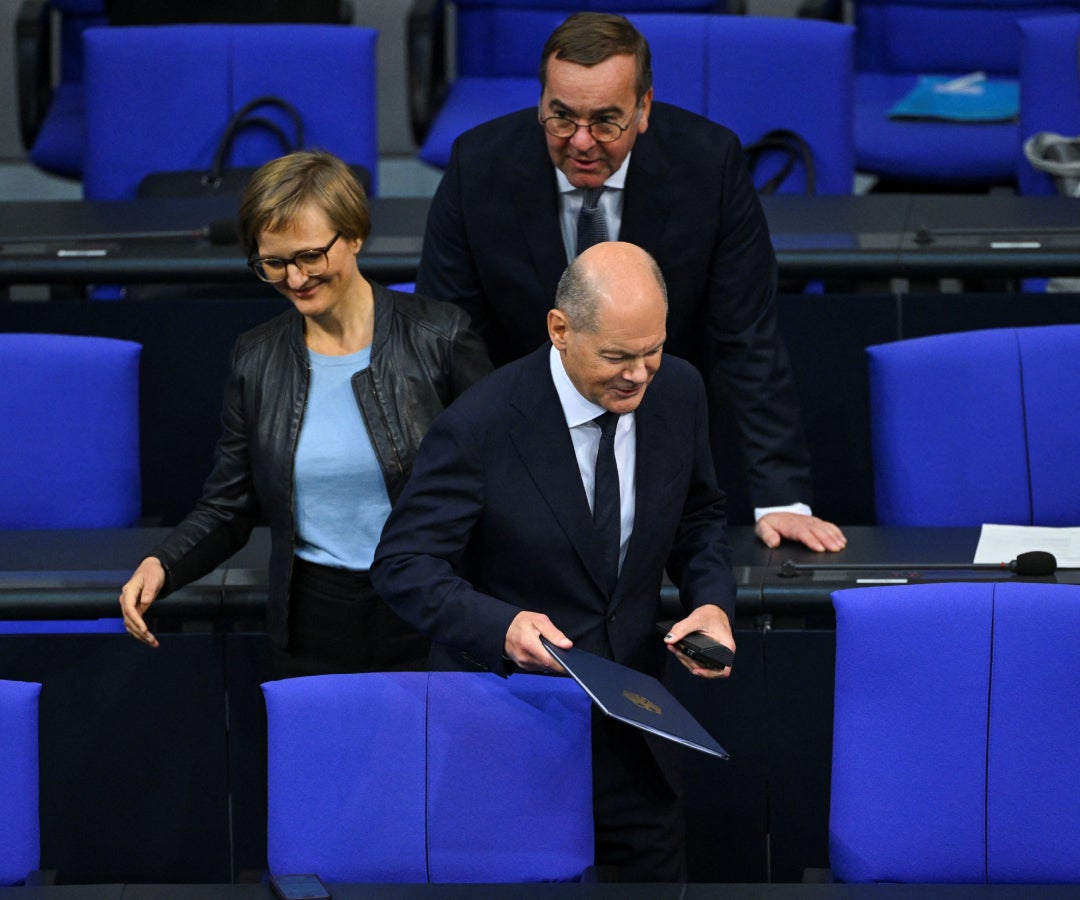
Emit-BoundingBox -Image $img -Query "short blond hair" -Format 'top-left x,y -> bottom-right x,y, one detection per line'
237,150 -> 371,253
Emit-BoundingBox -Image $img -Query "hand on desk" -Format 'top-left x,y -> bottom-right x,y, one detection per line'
662,604 -> 735,680
756,512 -> 847,553
119,556 -> 166,648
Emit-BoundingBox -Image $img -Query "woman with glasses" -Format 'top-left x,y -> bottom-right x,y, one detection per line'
118,150 -> 491,676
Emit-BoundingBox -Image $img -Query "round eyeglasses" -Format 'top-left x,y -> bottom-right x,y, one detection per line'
540,114 -> 633,143
248,232 -> 341,283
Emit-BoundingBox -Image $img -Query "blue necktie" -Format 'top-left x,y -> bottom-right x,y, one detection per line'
576,187 -> 609,256
593,411 -> 621,595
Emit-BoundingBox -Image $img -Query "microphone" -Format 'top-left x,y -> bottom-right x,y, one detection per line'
778,549 -> 1058,578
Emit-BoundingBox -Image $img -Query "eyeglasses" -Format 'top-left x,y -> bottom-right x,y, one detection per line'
540,113 -> 635,143
248,232 -> 342,283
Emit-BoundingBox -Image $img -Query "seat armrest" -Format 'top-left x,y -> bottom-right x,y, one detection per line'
16,0 -> 52,150
407,0 -> 449,146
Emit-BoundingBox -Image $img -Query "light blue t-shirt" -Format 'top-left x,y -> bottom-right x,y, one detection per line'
293,345 -> 391,570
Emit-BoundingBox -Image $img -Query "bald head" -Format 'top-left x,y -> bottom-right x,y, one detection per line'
554,241 -> 667,333
549,242 -> 668,414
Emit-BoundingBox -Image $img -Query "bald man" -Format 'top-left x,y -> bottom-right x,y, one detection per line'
373,242 -> 735,882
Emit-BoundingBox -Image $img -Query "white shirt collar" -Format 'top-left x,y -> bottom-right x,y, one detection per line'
549,345 -> 609,428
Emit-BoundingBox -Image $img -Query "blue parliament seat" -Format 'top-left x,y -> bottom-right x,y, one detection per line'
263,672 -> 594,883
0,679 -> 41,886
867,325 -> 1080,527
408,0 -> 719,155
845,0 -> 1080,188
81,24 -> 379,200
830,582 -> 1080,883
415,10 -> 855,195
1017,13 -> 1080,196
16,0 -> 107,181
15,0 -> 352,183
0,334 -> 141,530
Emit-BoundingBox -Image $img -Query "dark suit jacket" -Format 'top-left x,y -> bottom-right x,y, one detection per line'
370,345 -> 735,680
416,102 -> 813,515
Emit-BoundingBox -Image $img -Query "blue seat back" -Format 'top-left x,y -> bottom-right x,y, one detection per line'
1017,13 -> 1080,195
453,0 -> 717,77
263,672 -> 593,883
0,334 -> 141,529
698,14 -> 854,195
0,680 -> 41,887
421,11 -> 855,194
831,582 -> 1080,883
867,325 -> 1080,526
850,0 -> 1080,185
83,24 -> 378,200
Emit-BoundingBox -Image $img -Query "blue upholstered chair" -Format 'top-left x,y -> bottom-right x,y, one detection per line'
263,672 -> 594,883
408,0 -> 721,156
845,0 -> 1080,188
867,325 -> 1080,526
0,680 -> 42,886
414,10 -> 855,195
0,334 -> 141,529
16,0 -> 107,181
82,24 -> 379,200
1017,13 -> 1080,196
830,582 -> 1080,883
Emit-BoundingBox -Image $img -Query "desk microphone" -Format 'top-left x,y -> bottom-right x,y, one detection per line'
778,550 -> 1057,578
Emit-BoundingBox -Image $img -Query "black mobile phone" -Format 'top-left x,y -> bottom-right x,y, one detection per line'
656,621 -> 734,670
269,873 -> 331,900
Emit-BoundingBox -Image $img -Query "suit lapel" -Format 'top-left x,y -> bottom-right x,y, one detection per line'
619,126 -> 675,251
508,349 -> 612,598
511,136 -> 571,290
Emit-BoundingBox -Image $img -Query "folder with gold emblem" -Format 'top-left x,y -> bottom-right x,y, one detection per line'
540,638 -> 730,760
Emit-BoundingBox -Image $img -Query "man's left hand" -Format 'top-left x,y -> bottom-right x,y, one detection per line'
755,512 -> 846,552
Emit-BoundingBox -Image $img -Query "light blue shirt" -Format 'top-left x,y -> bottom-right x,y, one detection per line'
549,345 -> 635,572
294,345 -> 391,570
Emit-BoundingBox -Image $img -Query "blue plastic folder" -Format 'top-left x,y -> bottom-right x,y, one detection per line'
541,638 -> 730,760
889,73 -> 1019,123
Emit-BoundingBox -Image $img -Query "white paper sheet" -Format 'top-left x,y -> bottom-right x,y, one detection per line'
974,523 -> 1080,568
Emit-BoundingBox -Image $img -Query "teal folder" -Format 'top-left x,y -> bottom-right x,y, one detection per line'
889,73 -> 1019,123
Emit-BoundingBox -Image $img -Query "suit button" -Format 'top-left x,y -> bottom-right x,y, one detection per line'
607,613 -> 616,623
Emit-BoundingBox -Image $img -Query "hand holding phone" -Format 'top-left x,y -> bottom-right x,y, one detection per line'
656,621 -> 734,670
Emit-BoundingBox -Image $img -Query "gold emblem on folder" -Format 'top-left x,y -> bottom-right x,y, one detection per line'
624,691 -> 661,715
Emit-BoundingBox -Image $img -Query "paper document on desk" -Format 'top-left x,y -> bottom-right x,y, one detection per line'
974,524 -> 1080,567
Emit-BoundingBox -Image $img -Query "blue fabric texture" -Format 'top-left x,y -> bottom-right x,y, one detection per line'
0,334 -> 141,529
0,680 -> 40,886
264,672 -> 593,883
830,582 -> 1080,883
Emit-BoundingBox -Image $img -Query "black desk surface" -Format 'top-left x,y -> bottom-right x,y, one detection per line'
4,194 -> 1080,286
4,882 -> 1080,898
1,526 -> 1075,621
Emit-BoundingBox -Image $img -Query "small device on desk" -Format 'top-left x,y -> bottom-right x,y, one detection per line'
269,873 -> 331,900
656,621 -> 734,670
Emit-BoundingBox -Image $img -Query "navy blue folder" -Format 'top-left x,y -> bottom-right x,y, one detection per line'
541,638 -> 730,760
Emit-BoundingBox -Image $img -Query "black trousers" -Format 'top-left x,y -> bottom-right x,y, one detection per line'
271,556 -> 429,679
591,711 -> 687,883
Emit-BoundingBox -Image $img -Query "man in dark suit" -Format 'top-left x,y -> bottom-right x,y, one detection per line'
373,241 -> 734,882
417,11 -> 845,553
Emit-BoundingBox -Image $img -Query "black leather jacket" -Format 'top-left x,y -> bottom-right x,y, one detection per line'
151,282 -> 492,648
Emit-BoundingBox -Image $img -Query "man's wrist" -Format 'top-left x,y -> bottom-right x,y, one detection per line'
754,502 -> 812,522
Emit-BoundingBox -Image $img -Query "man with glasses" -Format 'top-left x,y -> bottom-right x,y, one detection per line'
417,11 -> 845,554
